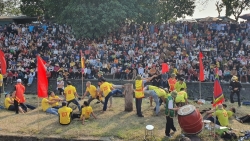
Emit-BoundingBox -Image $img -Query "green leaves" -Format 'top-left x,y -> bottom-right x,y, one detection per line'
222,0 -> 250,21
20,0 -> 44,17
40,0 -> 196,38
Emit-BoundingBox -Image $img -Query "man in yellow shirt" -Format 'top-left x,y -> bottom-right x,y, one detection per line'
207,104 -> 229,126
4,94 -> 24,113
144,85 -> 167,115
174,78 -> 187,92
58,101 -> 73,125
49,91 -> 63,109
41,96 -> 58,115
64,81 -> 81,111
82,81 -> 104,105
99,78 -> 122,111
175,88 -> 188,107
80,101 -> 97,125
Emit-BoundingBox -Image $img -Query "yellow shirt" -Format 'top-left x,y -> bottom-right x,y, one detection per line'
100,82 -> 112,97
174,82 -> 187,92
64,85 -> 77,101
49,95 -> 60,107
4,97 -> 12,109
213,109 -> 229,126
175,91 -> 188,103
86,85 -> 97,98
0,74 -> 3,86
58,106 -> 73,125
81,106 -> 93,119
41,98 -> 50,111
148,85 -> 167,97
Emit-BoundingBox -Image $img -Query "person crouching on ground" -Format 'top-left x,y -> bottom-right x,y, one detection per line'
80,101 -> 97,125
58,101 -> 73,125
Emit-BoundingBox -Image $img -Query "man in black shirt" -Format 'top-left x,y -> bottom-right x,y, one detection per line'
229,76 -> 242,107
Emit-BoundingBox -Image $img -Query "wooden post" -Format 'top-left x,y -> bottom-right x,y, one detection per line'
124,83 -> 133,112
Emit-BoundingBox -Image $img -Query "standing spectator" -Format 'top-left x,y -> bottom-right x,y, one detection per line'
229,76 -> 242,107
161,72 -> 168,88
27,69 -> 35,86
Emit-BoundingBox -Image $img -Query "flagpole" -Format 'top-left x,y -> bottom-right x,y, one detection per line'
37,97 -> 40,131
199,81 -> 201,100
82,72 -> 84,99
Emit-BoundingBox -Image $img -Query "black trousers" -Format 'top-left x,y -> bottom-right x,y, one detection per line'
230,91 -> 241,106
239,115 -> 250,123
14,100 -> 27,114
135,98 -> 142,116
8,105 -> 16,111
165,116 -> 176,136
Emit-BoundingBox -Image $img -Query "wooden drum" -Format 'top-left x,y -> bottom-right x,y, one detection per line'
177,105 -> 203,135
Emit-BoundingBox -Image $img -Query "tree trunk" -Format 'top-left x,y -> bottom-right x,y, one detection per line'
124,83 -> 133,112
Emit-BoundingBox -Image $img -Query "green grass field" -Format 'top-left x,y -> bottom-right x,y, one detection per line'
0,95 -> 249,141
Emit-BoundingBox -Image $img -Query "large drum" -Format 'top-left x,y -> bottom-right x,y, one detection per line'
177,105 -> 203,135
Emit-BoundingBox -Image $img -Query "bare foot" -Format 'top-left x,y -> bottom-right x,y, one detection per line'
109,105 -> 112,108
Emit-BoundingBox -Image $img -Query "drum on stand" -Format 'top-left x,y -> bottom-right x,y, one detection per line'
178,105 -> 203,135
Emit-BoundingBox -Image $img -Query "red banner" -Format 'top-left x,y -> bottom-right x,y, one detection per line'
37,56 -> 48,98
0,50 -> 6,75
162,63 -> 169,73
199,52 -> 205,81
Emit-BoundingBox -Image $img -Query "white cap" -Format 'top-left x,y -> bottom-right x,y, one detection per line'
17,79 -> 22,83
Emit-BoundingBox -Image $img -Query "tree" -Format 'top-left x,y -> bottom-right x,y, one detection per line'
231,0 -> 250,21
20,0 -> 45,17
222,0 -> 250,21
43,0 -> 195,38
1,0 -> 22,16
215,1 -> 224,17
158,0 -> 196,22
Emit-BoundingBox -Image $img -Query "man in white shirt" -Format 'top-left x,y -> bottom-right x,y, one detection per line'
138,65 -> 144,75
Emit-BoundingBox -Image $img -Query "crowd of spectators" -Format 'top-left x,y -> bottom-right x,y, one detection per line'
1,19 -> 250,88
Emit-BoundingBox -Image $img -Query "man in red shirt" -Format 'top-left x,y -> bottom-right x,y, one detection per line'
13,79 -> 26,114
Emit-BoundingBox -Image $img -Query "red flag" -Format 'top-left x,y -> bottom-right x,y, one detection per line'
37,56 -> 48,98
162,63 -> 169,73
0,50 -> 6,75
212,78 -> 225,107
199,52 -> 205,81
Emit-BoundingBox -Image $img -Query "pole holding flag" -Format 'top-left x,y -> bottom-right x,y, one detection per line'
212,77 -> 225,138
80,50 -> 85,97
36,55 -> 48,131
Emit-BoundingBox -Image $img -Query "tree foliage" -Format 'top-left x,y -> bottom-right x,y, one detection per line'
0,0 -> 21,16
20,0 -> 195,38
158,0 -> 196,22
20,0 -> 44,17
222,0 -> 250,21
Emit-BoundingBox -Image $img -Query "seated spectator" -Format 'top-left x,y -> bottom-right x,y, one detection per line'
58,101 -> 73,125
41,96 -> 58,115
80,101 -> 97,125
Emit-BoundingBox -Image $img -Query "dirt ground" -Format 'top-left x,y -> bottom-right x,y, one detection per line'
0,95 -> 249,141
